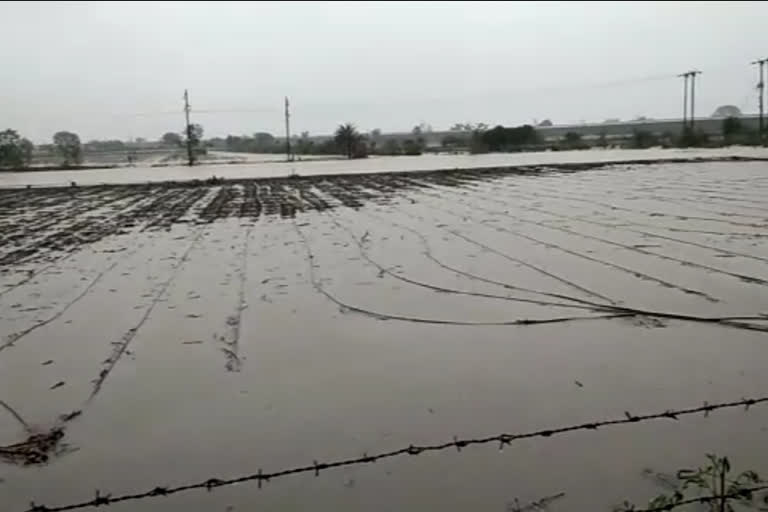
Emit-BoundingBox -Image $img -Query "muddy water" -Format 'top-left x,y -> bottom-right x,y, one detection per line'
1,160 -> 768,512
2,146 -> 768,188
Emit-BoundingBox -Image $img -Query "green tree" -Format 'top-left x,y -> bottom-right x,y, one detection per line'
161,132 -> 182,146
481,124 -> 538,151
469,129 -> 489,154
632,130 -> 659,149
679,127 -> 709,147
442,134 -> 468,148
564,131 -> 582,143
382,139 -> 401,155
561,131 -> 588,150
186,124 -> 203,146
52,131 -> 82,166
0,129 -> 27,168
334,123 -> 361,159
183,124 -> 204,163
402,139 -> 422,155
253,132 -> 275,149
20,138 -> 34,166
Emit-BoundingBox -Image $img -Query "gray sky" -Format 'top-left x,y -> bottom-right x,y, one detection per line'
1,1 -> 766,142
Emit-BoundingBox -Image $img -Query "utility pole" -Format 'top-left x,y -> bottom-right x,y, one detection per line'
689,70 -> 701,132
678,72 -> 689,132
183,89 -> 194,166
284,96 -> 292,162
678,70 -> 701,135
752,58 -> 767,144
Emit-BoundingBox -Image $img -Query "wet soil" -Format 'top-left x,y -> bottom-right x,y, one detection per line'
1,159 -> 768,512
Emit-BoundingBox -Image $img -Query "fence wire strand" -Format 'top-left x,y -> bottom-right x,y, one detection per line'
22,395 -> 768,512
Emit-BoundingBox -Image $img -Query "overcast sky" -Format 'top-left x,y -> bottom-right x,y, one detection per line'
1,1 -> 766,142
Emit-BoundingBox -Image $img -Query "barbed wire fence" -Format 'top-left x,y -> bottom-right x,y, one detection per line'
23,395 -> 768,512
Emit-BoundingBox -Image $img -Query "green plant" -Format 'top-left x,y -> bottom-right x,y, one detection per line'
678,128 -> 709,148
402,139 -> 422,155
0,129 -> 27,168
562,131 -> 588,150
482,124 -> 538,151
469,129 -> 489,154
52,130 -> 82,166
381,139 -> 402,155
632,130 -> 659,149
618,454 -> 768,512
335,123 -> 362,159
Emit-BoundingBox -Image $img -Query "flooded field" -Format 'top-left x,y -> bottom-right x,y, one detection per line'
3,146 -> 768,188
1,159 -> 768,512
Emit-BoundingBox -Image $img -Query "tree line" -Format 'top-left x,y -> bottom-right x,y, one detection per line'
0,125 -> 207,169
1,115 -> 761,170
207,124 -> 428,159
0,129 -> 82,169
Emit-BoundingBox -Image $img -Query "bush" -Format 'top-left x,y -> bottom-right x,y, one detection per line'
402,139 -> 422,156
0,129 -> 30,168
632,130 -> 659,149
481,124 -> 538,151
380,139 -> 402,155
562,131 -> 588,150
469,130 -> 489,154
678,128 -> 709,147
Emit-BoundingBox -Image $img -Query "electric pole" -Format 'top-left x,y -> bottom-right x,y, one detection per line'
284,96 -> 292,162
183,89 -> 194,166
678,72 -> 689,132
752,58 -> 767,144
689,70 -> 701,132
678,70 -> 701,135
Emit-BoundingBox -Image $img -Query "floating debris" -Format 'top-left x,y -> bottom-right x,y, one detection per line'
59,410 -> 82,423
0,428 -> 65,466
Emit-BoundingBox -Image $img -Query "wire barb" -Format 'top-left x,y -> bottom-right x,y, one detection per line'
22,395 -> 768,512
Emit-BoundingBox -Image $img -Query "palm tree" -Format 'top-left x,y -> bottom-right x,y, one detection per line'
334,123 -> 360,159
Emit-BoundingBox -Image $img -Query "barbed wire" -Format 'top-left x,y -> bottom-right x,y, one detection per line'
23,395 -> 768,512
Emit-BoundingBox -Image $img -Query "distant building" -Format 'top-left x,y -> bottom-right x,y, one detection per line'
711,105 -> 742,118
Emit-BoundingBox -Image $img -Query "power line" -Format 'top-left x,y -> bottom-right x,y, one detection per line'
22,395 -> 768,512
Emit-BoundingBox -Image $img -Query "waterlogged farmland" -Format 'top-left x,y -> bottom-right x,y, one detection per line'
1,160 -> 768,511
